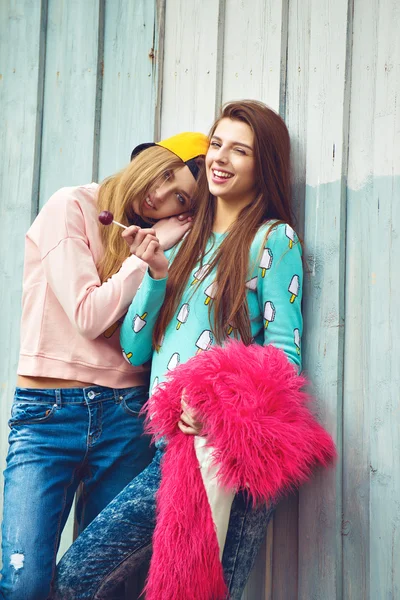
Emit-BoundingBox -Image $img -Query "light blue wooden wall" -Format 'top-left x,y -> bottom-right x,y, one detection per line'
1,1 -> 399,598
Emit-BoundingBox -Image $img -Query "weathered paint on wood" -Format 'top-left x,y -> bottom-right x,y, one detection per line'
160,0 -> 223,137
38,0 -> 102,208
1,1 -> 400,598
98,0 -> 164,180
0,0 -> 47,546
298,0 -> 353,596
344,1 -> 400,598
222,0 -> 288,112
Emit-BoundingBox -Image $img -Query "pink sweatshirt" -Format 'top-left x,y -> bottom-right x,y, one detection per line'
17,183 -> 149,388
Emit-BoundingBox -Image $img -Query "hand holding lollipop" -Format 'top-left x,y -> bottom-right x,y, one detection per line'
98,210 -> 127,230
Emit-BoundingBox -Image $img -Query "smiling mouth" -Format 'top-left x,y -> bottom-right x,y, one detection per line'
212,169 -> 233,179
145,196 -> 156,209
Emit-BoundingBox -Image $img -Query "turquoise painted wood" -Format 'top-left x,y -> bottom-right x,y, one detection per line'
38,0 -> 102,208
1,1 -> 399,598
0,0 -> 46,548
98,0 -> 164,181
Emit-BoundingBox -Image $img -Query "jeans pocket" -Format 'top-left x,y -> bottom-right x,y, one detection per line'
119,388 -> 148,417
9,402 -> 57,427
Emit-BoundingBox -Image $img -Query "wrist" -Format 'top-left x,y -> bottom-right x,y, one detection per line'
149,267 -> 168,280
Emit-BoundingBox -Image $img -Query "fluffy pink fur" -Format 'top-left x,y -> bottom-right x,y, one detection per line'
143,341 -> 336,600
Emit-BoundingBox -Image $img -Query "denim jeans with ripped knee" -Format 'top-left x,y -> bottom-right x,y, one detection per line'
51,443 -> 273,600
0,385 -> 153,600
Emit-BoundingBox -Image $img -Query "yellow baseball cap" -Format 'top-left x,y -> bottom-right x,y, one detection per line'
131,132 -> 209,179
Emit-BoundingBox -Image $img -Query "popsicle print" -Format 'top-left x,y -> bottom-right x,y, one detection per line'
264,301 -> 276,329
195,330 -> 214,354
294,328 -> 301,355
103,320 -> 121,339
285,225 -> 295,249
122,350 -> 133,363
176,303 -> 190,329
288,275 -> 300,303
167,352 -> 180,371
132,312 -> 147,333
191,264 -> 211,286
245,277 -> 258,291
259,248 -> 273,277
204,282 -> 217,305
151,376 -> 159,394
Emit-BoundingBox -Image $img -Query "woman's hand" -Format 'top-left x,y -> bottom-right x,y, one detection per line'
153,214 -> 193,250
122,227 -> 168,279
178,396 -> 203,435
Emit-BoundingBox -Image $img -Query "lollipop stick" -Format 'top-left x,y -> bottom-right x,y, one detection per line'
113,220 -> 128,230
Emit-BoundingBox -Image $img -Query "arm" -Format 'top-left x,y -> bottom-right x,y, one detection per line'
257,223 -> 303,371
36,191 -> 148,340
120,269 -> 168,366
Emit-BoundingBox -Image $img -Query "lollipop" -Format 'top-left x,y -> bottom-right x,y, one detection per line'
98,211 -> 127,229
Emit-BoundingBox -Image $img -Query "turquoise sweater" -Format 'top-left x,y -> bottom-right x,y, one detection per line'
120,222 -> 303,394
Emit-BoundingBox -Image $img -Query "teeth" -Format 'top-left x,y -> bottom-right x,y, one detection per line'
213,170 -> 233,179
145,197 -> 155,208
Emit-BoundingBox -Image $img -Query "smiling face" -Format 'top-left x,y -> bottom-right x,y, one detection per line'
133,165 -> 197,219
206,118 -> 257,208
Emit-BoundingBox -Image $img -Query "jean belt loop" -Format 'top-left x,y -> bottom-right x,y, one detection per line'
55,389 -> 62,408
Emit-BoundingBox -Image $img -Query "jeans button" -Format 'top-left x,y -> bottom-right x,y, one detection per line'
87,391 -> 95,399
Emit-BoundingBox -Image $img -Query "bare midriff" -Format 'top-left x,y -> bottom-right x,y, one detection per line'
17,375 -> 92,389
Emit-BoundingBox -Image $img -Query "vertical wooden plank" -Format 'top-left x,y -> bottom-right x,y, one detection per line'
342,1 -> 376,597
344,0 -> 400,597
285,0 -> 311,235
298,0 -> 353,598
0,0 -> 46,564
269,2 -> 312,595
160,0 -> 223,137
38,0 -> 102,208
97,0 -> 163,181
271,494 -> 299,599
38,0 -> 103,559
222,0 -> 288,112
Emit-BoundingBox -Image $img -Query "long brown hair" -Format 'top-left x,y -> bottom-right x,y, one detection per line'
97,146 -> 188,283
154,100 -> 295,346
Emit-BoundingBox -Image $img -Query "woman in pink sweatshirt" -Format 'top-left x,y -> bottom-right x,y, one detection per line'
0,132 -> 209,600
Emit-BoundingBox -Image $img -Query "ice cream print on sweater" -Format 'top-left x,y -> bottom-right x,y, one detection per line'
176,303 -> 190,329
120,222 -> 304,393
133,312 -> 148,332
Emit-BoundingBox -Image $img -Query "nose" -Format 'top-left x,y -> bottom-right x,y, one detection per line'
213,145 -> 228,163
154,180 -> 172,203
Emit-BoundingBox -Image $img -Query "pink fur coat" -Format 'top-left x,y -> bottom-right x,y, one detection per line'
143,341 -> 336,600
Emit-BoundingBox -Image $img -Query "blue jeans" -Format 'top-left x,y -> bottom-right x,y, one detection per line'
0,385 -> 154,600
51,447 -> 273,600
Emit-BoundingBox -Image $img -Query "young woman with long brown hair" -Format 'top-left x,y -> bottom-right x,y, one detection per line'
50,100 -> 306,600
0,132 -> 208,600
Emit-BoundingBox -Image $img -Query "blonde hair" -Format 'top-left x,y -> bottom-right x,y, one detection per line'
97,146 -> 185,283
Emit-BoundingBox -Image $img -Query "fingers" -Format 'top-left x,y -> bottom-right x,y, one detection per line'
123,227 -> 158,255
180,406 -> 197,429
136,239 -> 160,263
179,398 -> 202,435
177,213 -> 193,223
178,420 -> 198,435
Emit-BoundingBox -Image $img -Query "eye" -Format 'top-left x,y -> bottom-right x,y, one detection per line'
163,170 -> 172,181
234,147 -> 246,155
210,141 -> 221,148
176,193 -> 186,205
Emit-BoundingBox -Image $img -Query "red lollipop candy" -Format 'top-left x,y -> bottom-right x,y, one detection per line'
98,211 -> 127,229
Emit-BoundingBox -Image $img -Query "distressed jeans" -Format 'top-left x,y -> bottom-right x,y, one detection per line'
51,446 -> 273,600
0,385 -> 154,600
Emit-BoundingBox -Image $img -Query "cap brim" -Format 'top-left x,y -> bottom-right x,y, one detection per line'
130,142 -> 156,162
